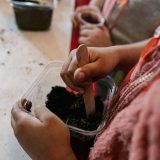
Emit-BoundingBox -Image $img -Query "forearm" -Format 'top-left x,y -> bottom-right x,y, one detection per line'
115,39 -> 150,71
89,0 -> 105,10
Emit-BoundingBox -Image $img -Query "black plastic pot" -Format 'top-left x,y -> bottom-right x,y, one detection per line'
10,0 -> 53,31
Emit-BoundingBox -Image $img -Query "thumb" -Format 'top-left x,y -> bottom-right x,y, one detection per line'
74,60 -> 105,82
34,107 -> 60,123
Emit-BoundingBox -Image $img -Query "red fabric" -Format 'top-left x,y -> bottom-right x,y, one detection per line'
75,0 -> 90,7
70,28 -> 80,51
70,0 -> 90,51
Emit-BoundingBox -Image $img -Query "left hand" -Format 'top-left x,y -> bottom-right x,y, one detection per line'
11,99 -> 76,160
79,24 -> 112,47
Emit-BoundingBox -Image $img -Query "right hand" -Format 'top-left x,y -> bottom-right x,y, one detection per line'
72,5 -> 101,28
79,24 -> 112,47
60,46 -> 120,93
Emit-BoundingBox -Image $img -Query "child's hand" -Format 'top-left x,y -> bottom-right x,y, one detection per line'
79,24 -> 112,47
61,46 -> 119,93
11,99 -> 76,160
72,5 -> 100,28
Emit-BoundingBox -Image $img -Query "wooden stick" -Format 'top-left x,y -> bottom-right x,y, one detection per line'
76,44 -> 95,117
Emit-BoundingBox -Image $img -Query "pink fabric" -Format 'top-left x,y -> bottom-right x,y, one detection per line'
89,79 -> 160,160
89,42 -> 160,160
129,80 -> 160,160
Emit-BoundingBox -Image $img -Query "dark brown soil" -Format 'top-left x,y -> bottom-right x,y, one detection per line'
45,86 -> 104,131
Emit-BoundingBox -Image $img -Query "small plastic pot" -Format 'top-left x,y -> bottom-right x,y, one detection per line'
10,0 -> 54,30
21,61 -> 116,154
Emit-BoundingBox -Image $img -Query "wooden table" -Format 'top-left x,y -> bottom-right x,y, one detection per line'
0,0 -> 74,159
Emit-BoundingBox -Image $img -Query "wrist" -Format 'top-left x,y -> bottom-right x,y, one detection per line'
114,45 -> 125,64
114,44 -> 141,71
110,46 -> 122,68
114,45 -> 130,70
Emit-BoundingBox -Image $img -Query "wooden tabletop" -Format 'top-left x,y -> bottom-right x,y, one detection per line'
0,0 -> 74,159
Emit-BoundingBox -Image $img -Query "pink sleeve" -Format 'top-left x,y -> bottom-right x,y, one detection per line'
89,79 -> 160,160
129,79 -> 160,160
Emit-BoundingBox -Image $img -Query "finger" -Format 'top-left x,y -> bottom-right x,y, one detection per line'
21,98 -> 32,112
34,107 -> 53,122
74,60 -> 106,82
11,100 -> 36,122
74,68 -> 91,85
60,56 -> 72,85
61,55 -> 71,76
11,101 -> 42,132
11,100 -> 29,122
76,5 -> 88,12
67,57 -> 85,91
67,55 -> 78,83
79,37 -> 92,47
61,54 -> 84,92
62,73 -> 84,93
78,37 -> 88,45
80,24 -> 95,30
34,107 -> 63,125
79,29 -> 91,37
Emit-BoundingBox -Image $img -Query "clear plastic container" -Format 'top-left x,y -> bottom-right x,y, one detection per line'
21,61 -> 116,154
10,0 -> 54,30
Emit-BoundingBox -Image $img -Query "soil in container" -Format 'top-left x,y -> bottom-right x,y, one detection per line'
45,86 -> 104,154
